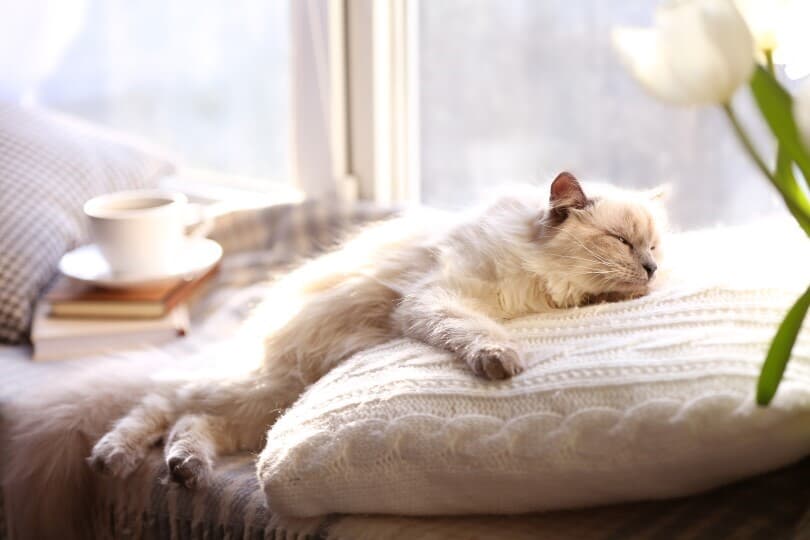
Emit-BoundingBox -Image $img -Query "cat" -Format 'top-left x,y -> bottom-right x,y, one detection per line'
85,171 -> 666,490
2,172 -> 666,538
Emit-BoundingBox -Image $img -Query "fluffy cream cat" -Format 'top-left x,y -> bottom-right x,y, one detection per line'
3,172 -> 665,538
87,171 -> 665,488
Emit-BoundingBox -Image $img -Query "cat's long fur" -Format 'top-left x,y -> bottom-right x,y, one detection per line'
2,173 -> 665,538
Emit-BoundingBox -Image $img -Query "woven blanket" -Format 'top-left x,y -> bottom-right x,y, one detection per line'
2,201 -> 810,539
84,449 -> 810,540
0,198 -> 389,540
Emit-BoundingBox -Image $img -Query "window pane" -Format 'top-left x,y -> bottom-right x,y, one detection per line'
417,0 -> 785,229
30,0 -> 290,182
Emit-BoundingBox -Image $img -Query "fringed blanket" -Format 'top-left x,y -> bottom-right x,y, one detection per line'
2,199 -> 810,539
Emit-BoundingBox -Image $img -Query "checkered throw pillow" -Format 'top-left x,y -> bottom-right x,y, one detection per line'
0,103 -> 175,343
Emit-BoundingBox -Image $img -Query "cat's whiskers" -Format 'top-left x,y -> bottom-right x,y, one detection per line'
544,225 -> 614,265
554,249 -> 630,283
565,266 -> 623,278
563,262 -> 618,273
553,254 -> 605,266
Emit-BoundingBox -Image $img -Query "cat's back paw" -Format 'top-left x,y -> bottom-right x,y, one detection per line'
88,433 -> 148,478
467,345 -> 524,380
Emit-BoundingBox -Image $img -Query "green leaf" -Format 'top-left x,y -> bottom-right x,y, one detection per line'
757,285 -> 810,405
775,150 -> 810,236
749,66 -> 810,236
750,66 -> 810,188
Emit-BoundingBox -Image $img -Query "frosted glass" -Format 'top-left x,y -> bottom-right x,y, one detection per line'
27,0 -> 290,182
418,0 -> 788,230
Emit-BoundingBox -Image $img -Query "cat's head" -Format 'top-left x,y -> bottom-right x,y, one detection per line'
533,171 -> 667,305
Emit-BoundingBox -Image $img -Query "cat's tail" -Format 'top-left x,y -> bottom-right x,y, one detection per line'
1,369 -> 153,540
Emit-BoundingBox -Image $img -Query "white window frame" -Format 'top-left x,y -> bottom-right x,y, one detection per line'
344,0 -> 420,204
293,0 -> 419,204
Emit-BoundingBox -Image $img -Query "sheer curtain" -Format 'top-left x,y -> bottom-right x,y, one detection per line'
0,0 -> 292,185
417,0 -> 801,230
0,0 -> 87,103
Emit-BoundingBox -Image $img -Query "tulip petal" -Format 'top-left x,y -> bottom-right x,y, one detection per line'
614,0 -> 755,106
734,0 -> 790,52
611,27 -> 690,104
700,0 -> 755,97
657,0 -> 740,104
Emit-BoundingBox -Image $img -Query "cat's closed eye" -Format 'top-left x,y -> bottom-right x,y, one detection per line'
611,234 -> 632,248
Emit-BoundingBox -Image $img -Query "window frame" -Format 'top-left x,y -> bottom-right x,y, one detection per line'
315,0 -> 419,204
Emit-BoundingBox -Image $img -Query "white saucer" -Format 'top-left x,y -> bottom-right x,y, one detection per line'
59,238 -> 223,289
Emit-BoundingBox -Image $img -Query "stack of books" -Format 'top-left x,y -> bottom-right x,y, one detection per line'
31,266 -> 217,361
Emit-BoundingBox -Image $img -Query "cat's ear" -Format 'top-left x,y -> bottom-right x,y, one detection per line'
549,171 -> 587,210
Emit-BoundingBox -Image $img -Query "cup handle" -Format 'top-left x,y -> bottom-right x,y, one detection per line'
185,202 -> 219,239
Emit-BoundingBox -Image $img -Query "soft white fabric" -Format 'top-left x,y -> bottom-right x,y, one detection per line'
260,219 -> 810,517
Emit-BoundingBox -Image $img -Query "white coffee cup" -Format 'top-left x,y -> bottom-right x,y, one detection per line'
83,190 -> 207,276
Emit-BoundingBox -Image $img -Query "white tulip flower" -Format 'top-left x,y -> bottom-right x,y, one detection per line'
796,82 -> 810,150
734,0 -> 791,52
613,0 -> 755,105
771,0 -> 810,80
735,0 -> 810,79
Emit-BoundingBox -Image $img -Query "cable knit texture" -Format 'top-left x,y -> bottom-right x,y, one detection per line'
260,220 -> 810,517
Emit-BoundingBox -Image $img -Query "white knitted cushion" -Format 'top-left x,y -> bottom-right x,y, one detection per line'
259,220 -> 810,517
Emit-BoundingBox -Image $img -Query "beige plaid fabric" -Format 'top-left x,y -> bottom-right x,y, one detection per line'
0,199 -> 392,540
2,200 -> 810,539
77,446 -> 810,540
0,103 -> 175,343
0,198 -> 393,402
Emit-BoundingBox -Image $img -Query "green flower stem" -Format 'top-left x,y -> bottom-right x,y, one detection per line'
763,49 -> 810,204
722,103 -> 777,184
746,60 -> 810,235
775,151 -> 810,236
722,100 -> 810,234
765,49 -> 775,75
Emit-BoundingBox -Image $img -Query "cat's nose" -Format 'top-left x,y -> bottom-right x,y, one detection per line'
643,262 -> 657,279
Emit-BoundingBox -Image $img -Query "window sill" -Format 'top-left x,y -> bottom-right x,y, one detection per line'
160,167 -> 305,208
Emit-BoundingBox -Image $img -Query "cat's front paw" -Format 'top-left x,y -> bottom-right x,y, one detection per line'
88,433 -> 148,478
467,345 -> 523,380
167,452 -> 212,489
